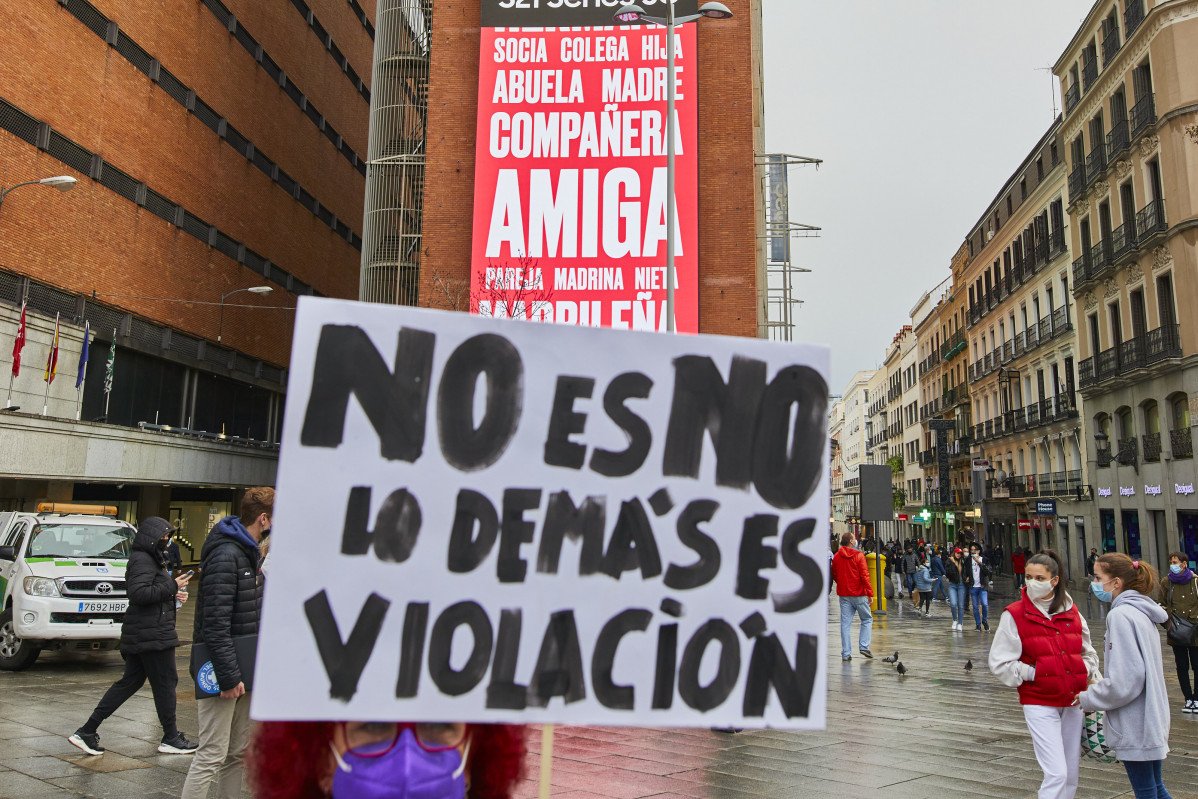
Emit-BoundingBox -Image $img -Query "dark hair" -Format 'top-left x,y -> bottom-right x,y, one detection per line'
1095,552 -> 1160,597
840,532 -> 855,547
1027,549 -> 1067,614
1169,551 -> 1189,565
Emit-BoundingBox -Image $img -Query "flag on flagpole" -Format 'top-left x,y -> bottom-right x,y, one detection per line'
76,320 -> 90,389
103,330 -> 115,396
44,313 -> 60,384
11,303 -> 26,377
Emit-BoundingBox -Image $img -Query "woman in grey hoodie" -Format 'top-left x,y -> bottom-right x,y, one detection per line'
1077,553 -> 1172,799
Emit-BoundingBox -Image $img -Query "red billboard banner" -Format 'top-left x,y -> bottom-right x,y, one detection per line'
470,3 -> 699,332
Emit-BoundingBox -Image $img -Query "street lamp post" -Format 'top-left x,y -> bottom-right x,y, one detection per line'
217,286 -> 273,343
0,176 -> 78,209
613,2 -> 732,333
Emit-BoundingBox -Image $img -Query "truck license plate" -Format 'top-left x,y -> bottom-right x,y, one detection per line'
77,601 -> 127,613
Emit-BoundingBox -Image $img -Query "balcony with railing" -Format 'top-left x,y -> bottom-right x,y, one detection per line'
1135,200 -> 1167,246
1143,432 -> 1162,463
1110,221 -> 1138,265
1173,427 -> 1193,459
1130,93 -> 1156,137
1082,54 -> 1098,93
1102,27 -> 1122,66
1117,436 -> 1139,466
1121,336 -> 1146,373
1107,119 -> 1130,161
941,330 -> 967,361
1146,324 -> 1182,363
1097,447 -> 1113,468
1072,251 -> 1090,285
1049,226 -> 1067,259
1068,166 -> 1087,203
1065,82 -> 1081,115
1086,146 -> 1107,185
1125,0 -> 1145,38
1026,401 -> 1041,428
1089,239 -> 1113,282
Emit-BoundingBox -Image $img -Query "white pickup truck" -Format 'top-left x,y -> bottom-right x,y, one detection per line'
0,504 -> 137,670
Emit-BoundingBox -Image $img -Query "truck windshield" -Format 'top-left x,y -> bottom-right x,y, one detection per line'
27,523 -> 135,560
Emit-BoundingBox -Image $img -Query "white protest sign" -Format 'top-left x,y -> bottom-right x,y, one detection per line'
252,298 -> 830,729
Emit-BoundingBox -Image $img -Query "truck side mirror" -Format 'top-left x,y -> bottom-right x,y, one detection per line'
0,545 -> 15,561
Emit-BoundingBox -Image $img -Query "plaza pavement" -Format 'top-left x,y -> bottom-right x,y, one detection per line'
2,578 -> 1198,798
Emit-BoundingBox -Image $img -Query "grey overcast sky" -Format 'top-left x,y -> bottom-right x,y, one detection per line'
762,0 -> 1095,393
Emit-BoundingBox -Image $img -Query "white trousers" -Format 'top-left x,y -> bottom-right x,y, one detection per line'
1023,704 -> 1084,799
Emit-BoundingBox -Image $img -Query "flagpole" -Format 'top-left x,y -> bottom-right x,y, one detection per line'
43,312 -> 59,416
103,328 -> 115,420
6,302 -> 25,411
4,371 -> 14,411
75,321 -> 89,421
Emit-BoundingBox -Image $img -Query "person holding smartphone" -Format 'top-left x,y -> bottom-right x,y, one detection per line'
68,517 -> 197,756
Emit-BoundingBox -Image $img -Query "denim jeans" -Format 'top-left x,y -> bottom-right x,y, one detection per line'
970,587 -> 989,626
839,595 -> 873,657
933,575 -> 947,600
905,573 -> 916,594
1015,572 -> 1025,588
1122,759 -> 1171,799
947,583 -> 966,623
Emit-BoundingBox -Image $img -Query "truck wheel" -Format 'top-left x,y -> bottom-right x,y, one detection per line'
0,608 -> 41,671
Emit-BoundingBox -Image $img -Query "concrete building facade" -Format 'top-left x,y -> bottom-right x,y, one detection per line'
1055,0 -> 1198,566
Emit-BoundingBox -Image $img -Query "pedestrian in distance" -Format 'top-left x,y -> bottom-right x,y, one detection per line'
1012,547 -> 1027,589
901,544 -> 919,606
930,548 -> 947,602
890,543 -> 904,599
830,531 -> 874,660
166,529 -> 183,572
1077,553 -> 1172,799
182,487 -> 273,799
963,543 -> 993,631
68,517 -> 197,757
990,550 -> 1099,799
1086,547 -> 1100,579
1161,552 -> 1198,715
248,721 -> 527,799
944,547 -> 967,631
914,559 -> 935,617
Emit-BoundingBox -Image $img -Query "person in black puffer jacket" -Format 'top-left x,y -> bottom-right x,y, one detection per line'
68,517 -> 197,757
183,486 -> 272,799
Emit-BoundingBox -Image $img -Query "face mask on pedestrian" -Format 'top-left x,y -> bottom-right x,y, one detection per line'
330,728 -> 469,799
1091,576 -> 1115,603
156,536 -> 169,552
1025,578 -> 1055,602
1171,564 -> 1183,574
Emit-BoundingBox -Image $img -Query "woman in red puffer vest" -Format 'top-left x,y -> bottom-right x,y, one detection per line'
989,550 -> 1100,799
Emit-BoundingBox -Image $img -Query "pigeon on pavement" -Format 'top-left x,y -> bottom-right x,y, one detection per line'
882,651 -> 899,663
896,662 -> 907,675
965,659 -> 974,671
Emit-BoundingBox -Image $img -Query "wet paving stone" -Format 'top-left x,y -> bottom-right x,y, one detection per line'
3,579 -> 1198,797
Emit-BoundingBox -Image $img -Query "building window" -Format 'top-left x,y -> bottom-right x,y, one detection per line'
1020,178 -> 1028,200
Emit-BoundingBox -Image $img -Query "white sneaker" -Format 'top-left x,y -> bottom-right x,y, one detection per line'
1185,700 -> 1197,714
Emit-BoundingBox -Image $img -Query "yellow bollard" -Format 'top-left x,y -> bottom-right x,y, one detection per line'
865,552 -> 887,614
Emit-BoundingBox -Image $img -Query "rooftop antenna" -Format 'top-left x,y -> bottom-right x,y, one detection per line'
1036,67 -> 1059,118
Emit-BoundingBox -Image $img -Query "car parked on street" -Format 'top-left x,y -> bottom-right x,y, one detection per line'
0,504 -> 136,670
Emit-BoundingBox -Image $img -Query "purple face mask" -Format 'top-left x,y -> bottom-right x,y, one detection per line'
330,729 -> 467,799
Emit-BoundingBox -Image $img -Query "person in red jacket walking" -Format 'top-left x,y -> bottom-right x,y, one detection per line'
989,550 -> 1099,799
1012,548 -> 1028,589
830,531 -> 874,661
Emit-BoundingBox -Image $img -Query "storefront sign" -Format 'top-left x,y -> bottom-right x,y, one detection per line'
470,1 -> 701,331
1034,499 -> 1057,516
1018,520 -> 1032,530
971,459 -> 990,472
1097,487 -> 1112,497
1074,516 -> 1085,526
896,513 -> 908,522
1178,483 -> 1195,496
1145,485 -> 1162,496
254,298 -> 832,730
1119,487 -> 1135,497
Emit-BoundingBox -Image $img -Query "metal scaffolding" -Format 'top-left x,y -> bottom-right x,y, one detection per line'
757,153 -> 821,341
358,0 -> 432,305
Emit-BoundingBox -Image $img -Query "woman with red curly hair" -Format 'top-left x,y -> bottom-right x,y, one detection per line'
248,720 -> 526,799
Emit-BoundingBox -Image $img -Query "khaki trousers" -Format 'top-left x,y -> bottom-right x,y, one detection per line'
181,693 -> 252,799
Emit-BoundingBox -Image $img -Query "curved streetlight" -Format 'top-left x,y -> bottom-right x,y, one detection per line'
0,175 -> 78,209
613,3 -> 733,333
218,286 -> 273,343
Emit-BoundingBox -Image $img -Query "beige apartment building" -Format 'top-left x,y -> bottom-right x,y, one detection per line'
962,118 -> 1095,576
1055,0 -> 1198,566
914,252 -> 974,546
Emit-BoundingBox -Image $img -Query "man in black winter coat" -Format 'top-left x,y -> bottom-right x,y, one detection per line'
68,517 -> 196,756
182,487 -> 272,799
